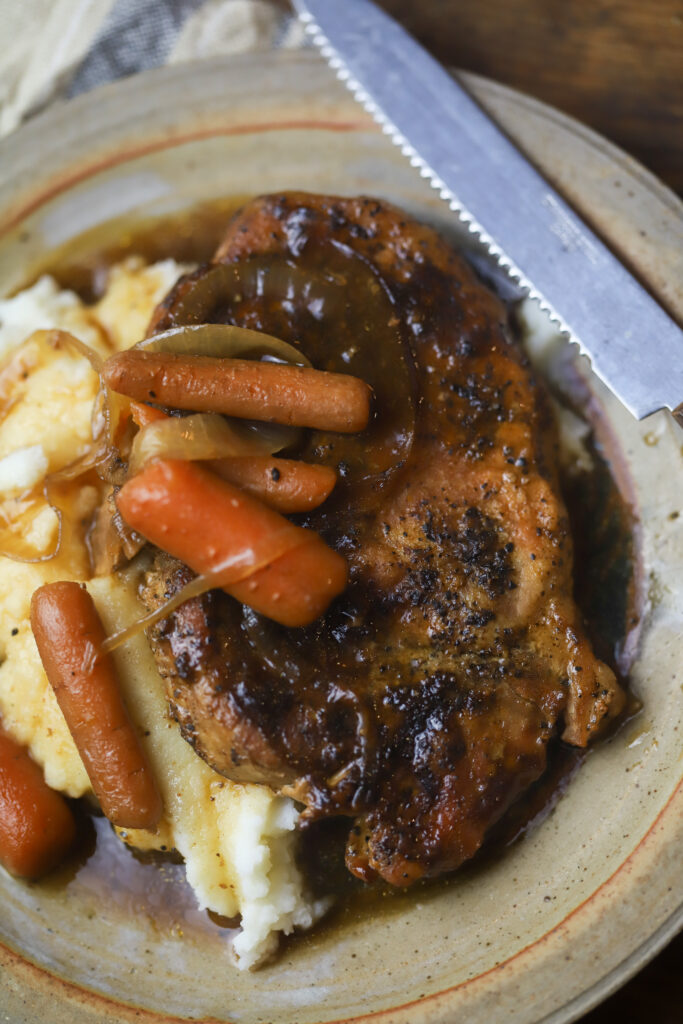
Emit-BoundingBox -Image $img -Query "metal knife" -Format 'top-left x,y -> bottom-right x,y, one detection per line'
292,0 -> 683,427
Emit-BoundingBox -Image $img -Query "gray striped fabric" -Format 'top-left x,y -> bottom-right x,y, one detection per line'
67,0 -> 296,98
68,0 -> 213,96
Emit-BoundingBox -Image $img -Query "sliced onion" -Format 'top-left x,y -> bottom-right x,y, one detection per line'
152,256 -> 415,485
0,329 -> 99,409
0,330 -> 120,563
87,488 -> 145,577
128,411 -> 285,476
0,443 -> 115,564
158,260 -> 345,331
101,527 -> 307,653
1,341 -> 42,413
137,323 -> 311,452
0,494 -> 50,561
138,322 -> 311,367
102,324 -> 330,642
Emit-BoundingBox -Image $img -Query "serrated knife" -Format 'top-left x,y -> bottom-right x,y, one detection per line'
292,0 -> 683,427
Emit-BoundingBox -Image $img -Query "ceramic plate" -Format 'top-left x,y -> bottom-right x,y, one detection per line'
0,50 -> 681,1024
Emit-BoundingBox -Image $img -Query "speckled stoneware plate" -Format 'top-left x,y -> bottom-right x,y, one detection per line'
0,50 -> 681,1024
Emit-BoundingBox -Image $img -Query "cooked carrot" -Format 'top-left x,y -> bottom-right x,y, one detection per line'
129,399 -> 168,428
129,403 -> 336,512
103,350 -> 371,433
30,583 -> 162,830
0,725 -> 76,878
116,459 -> 347,627
209,456 -> 336,513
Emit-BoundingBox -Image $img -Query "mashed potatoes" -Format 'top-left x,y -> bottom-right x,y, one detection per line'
0,260 -> 327,969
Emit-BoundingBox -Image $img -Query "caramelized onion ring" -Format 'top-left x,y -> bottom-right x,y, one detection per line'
128,412 -> 282,477
101,526 -> 303,653
137,323 -> 311,454
151,260 -> 345,334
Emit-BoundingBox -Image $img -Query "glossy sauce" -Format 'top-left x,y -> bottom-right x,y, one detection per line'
25,197 -> 638,942
24,197 -> 250,302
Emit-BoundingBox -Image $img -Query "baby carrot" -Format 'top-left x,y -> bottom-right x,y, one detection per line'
0,726 -> 76,878
209,456 -> 336,513
30,582 -> 163,830
129,403 -> 336,513
103,350 -> 371,433
116,459 -> 347,627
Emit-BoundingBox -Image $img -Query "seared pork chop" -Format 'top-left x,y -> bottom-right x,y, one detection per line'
142,193 -> 625,886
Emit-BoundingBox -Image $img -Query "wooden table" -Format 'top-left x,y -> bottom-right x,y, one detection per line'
375,1 -> 682,1020
379,0 -> 683,197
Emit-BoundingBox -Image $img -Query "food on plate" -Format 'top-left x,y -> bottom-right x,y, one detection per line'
0,259 -> 328,968
0,725 -> 76,878
31,580 -> 163,829
0,194 -> 628,966
103,349 -> 372,432
209,455 -> 337,513
117,457 -> 348,627
142,193 -> 626,886
127,398 -> 338,511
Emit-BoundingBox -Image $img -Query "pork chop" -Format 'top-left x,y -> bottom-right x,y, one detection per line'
141,193 -> 625,886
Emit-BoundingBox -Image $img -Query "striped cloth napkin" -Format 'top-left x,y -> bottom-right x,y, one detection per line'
0,0 -> 305,137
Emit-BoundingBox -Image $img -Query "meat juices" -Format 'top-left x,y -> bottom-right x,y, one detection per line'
143,193 -> 626,887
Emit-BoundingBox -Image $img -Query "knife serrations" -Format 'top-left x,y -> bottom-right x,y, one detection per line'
293,0 -> 683,423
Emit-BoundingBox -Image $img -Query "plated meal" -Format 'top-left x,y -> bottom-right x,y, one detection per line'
0,50 -> 681,1024
0,190 -> 633,969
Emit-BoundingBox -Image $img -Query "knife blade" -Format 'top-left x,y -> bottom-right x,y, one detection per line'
292,0 -> 683,426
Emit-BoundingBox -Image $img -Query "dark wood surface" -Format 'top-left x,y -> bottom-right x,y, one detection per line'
371,2 -> 683,1021
378,0 -> 683,197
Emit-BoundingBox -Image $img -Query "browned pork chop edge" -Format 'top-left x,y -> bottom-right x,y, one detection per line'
141,192 -> 625,887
